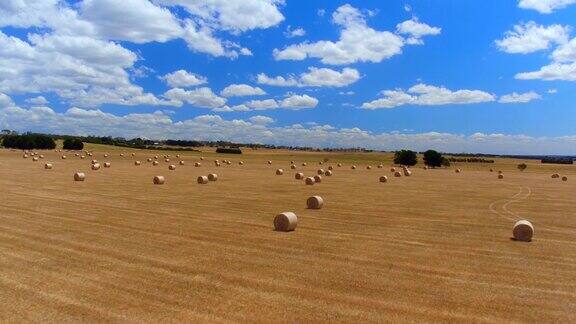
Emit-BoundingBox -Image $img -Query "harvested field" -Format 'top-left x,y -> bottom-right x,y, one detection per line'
0,146 -> 575,322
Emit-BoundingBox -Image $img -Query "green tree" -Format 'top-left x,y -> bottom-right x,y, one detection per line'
63,138 -> 84,150
423,150 -> 444,168
394,150 -> 417,166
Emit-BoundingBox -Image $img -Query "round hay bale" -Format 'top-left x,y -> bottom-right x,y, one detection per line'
226,161 -> 232,165
200,157 -> 204,160
169,164 -> 176,170
498,170 -> 503,174
378,164 -> 383,169
74,172 -> 85,181
276,169 -> 284,175
379,176 -> 388,183
295,172 -> 304,180
147,158 -> 152,162
307,196 -> 324,209
390,167 -> 396,172
131,153 -> 135,157
324,170 -> 333,176
179,160 -> 185,165
61,155 -> 67,159
490,169 -> 494,172
154,156 -> 159,160
104,154 -> 109,158
319,162 -> 323,165
23,154 -> 29,159
394,171 -> 402,177
305,177 -> 315,185
87,153 -> 93,157
152,161 -> 159,166
104,162 -> 111,168
317,169 -> 325,175
290,161 -> 295,164
328,166 -> 333,170
208,173 -> 218,181
562,176 -> 568,181
551,173 -> 560,178
195,162 -> 201,167
291,165 -> 296,170
91,159 -> 98,164
337,163 -> 342,167
32,157 -> 39,162
176,154 -> 180,158
367,166 -> 372,170
273,212 -> 297,232
215,161 -> 221,167
351,165 -> 357,170
91,163 -> 101,170
239,161 -> 244,165
80,155 -> 86,159
498,174 -> 504,179
455,169 -> 461,173
165,158 -> 170,163
119,153 -> 124,157
74,153 -> 79,157
39,154 -> 44,159
268,160 -> 272,165
44,163 -> 53,170
314,175 -> 322,183
135,161 -> 141,166
153,176 -> 165,185
513,220 -> 533,242
404,170 -> 412,177
302,162 -> 307,166
197,175 -> 208,184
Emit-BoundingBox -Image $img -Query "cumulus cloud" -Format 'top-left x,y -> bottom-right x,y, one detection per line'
79,0 -> 183,43
160,70 -> 207,88
242,94 -> 318,110
257,67 -> 360,87
249,115 -> 275,124
163,87 -> 226,108
396,17 -> 441,45
284,26 -> 306,38
220,84 -> 266,97
518,0 -> 576,13
2,97 -> 576,155
273,4 -> 439,65
26,96 -> 49,105
362,84 -> 496,109
496,22 -> 570,54
498,91 -> 542,103
516,62 -> 576,80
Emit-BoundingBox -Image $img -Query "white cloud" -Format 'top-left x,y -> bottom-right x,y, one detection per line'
548,89 -> 558,93
0,31 -> 170,107
496,22 -> 570,54
244,99 -> 279,110
79,0 -> 183,43
552,37 -> 576,62
498,91 -> 542,103
163,87 -> 226,108
26,96 -> 49,105
249,115 -> 275,125
362,84 -> 496,109
273,4 -> 439,65
280,94 -> 318,109
284,26 -> 306,38
241,94 -> 318,110
220,84 -> 266,97
317,9 -> 325,16
518,0 -> 576,13
157,0 -> 284,32
515,62 -> 576,80
160,70 -> 207,88
396,17 -> 441,45
257,67 -> 360,87
2,99 -> 576,155
339,91 -> 355,95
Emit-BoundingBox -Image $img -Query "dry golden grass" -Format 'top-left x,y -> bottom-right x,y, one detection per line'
0,146 -> 575,322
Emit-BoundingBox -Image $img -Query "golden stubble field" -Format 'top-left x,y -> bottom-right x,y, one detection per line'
0,145 -> 575,322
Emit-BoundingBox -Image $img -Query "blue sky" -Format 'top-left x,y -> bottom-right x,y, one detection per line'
1,0 -> 576,154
